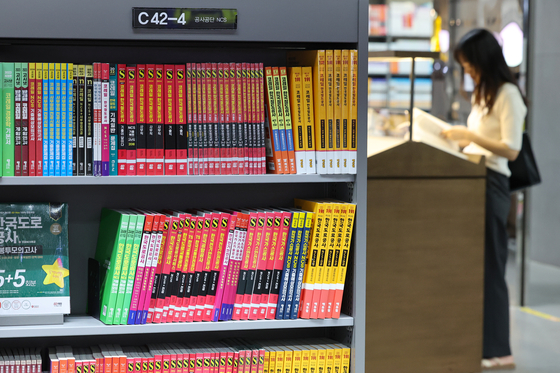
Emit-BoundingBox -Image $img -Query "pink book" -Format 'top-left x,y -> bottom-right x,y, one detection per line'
101,63 -> 111,176
212,212 -> 236,321
267,211 -> 292,319
178,214 -> 197,322
248,211 -> 274,320
187,215 -> 205,322
258,63 -> 266,174
241,211 -> 265,320
232,211 -> 258,320
202,212 -> 225,321
141,213 -> 165,323
127,211 -> 155,324
258,209 -> 283,319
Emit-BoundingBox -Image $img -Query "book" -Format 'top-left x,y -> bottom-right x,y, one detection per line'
332,202 -> 355,318
325,50 -> 335,175
232,211 -> 258,320
93,63 -> 101,177
278,67 -> 297,174
14,63 -> 21,177
333,50 -> 342,174
60,64 -> 68,176
271,67 -> 289,174
284,211 -> 306,319
120,213 -> 145,325
21,63 -> 29,176
117,64 -> 127,176
258,210 -> 282,319
109,64 -> 118,175
287,67 -> 306,174
146,64 -> 156,175
100,63 -> 110,176
175,65 -> 187,175
248,211 -> 274,320
263,67 -> 283,174
164,64 -> 176,175
140,213 -> 165,324
287,50 -> 327,174
290,210 -> 313,319
348,50 -> 358,174
126,65 -> 137,176
76,65 -> 86,175
85,65 -> 94,176
54,63 -> 61,176
155,65 -> 164,175
29,63 -> 36,176
36,64 -> 44,176
71,64 -> 77,176
204,212 -> 226,321
2,63 -> 15,176
113,212 -> 137,324
136,64 -> 147,176
147,214 -> 170,323
67,64 -> 74,177
300,67 -> 316,175
0,203 -> 70,316
341,50 -> 350,174
44,63 -> 51,176
94,208 -> 130,324
267,210 -> 291,319
212,212 -> 235,321
275,211 -> 300,319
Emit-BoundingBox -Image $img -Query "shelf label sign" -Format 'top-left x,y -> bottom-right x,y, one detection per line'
132,8 -> 237,30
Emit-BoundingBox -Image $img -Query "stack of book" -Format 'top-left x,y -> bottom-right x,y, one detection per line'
36,339 -> 350,373
0,348 -> 42,373
93,201 -> 355,325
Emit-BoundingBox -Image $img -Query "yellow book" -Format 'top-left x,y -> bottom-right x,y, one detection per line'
330,346 -> 342,373
333,50 -> 342,174
265,66 -> 284,174
315,347 -> 326,373
291,347 -> 302,373
324,348 -> 334,373
279,66 -> 297,174
333,203 -> 356,318
293,199 -> 324,319
340,50 -> 350,174
267,348 -> 276,373
274,348 -> 284,373
300,346 -> 310,373
288,66 -> 306,174
348,50 -> 358,174
301,67 -> 316,174
263,350 -> 269,373
283,348 -> 293,373
327,202 -> 347,318
333,344 -> 350,373
308,347 -> 318,373
272,67 -> 289,174
325,50 -> 334,174
312,202 -> 331,318
286,50 -> 326,174
321,201 -> 343,318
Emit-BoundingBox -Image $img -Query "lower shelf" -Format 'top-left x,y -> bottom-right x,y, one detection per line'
0,314 -> 354,338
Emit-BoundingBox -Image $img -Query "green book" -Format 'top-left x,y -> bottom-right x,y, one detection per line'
2,63 -> 15,176
120,212 -> 145,325
113,212 -> 137,324
94,208 -> 130,325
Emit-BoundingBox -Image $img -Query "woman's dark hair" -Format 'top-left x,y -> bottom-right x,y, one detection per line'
454,28 -> 521,113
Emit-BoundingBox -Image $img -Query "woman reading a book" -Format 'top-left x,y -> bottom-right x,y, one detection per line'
441,28 -> 526,371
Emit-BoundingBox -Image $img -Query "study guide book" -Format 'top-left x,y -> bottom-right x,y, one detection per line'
0,203 -> 70,316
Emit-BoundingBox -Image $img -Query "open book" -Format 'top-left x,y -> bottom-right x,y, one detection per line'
410,108 -> 467,160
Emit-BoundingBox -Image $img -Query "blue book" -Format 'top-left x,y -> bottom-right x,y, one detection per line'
284,211 -> 305,319
48,63 -> 55,176
289,211 -> 313,319
67,64 -> 73,176
60,64 -> 67,176
276,211 -> 300,319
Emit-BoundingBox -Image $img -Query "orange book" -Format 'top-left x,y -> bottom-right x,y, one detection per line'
332,203 -> 356,318
333,50 -> 342,174
348,50 -> 358,174
278,67 -> 296,174
264,67 -> 283,174
271,67 -> 290,174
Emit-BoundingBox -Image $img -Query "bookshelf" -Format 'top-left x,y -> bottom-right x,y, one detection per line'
0,1 -> 368,372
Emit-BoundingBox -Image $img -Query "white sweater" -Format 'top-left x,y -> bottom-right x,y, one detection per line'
463,83 -> 527,177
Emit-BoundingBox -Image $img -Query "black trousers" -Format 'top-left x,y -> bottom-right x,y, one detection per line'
483,168 -> 512,358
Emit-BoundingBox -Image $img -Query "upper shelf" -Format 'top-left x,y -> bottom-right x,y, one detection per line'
369,51 -> 441,60
0,0 -> 358,44
0,314 -> 354,338
0,174 -> 356,186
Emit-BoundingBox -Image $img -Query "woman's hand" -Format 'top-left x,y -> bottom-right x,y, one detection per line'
440,126 -> 473,142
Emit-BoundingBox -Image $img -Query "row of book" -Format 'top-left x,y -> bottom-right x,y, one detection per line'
94,200 -> 355,325
278,49 -> 358,175
0,339 -> 350,373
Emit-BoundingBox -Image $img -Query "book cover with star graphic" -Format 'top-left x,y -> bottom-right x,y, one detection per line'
0,202 -> 70,316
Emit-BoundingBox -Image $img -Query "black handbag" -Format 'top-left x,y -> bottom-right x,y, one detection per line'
508,132 -> 541,192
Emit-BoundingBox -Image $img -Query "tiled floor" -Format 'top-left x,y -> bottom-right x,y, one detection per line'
505,251 -> 560,372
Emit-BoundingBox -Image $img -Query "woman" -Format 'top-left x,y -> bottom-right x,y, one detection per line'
441,28 -> 526,370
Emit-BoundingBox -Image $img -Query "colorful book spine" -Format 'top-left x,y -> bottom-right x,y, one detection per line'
109,64 -> 118,175
333,50 -> 342,174
2,63 -> 15,176
120,213 -> 145,324
114,213 -> 137,324
117,64 -> 127,175
249,212 -> 274,320
139,213 -> 164,324
212,213 -> 235,321
264,67 -> 282,174
21,63 -> 29,176
267,211 -> 291,319
146,64 -> 156,175
126,65 -> 137,176
186,63 -> 194,175
290,211 -> 313,319
179,215 -> 197,322
36,64 -> 43,176
272,67 -> 289,174
14,63 -> 21,176
164,64 -> 176,175
43,63 -> 51,176
155,64 -> 164,175
325,50 -> 335,175
60,64 -> 68,176
278,67 -> 296,174
54,63 -> 61,176
301,66 -> 316,174
128,213 -> 154,324
332,203 -> 355,318
349,50 -> 358,174
276,211 -> 299,319
284,211 -> 305,319
92,63 -> 101,176
101,63 -> 110,176
288,67 -> 306,174
136,64 -> 147,176
85,64 -> 94,176
258,211 -> 281,319
29,63 -> 36,176
341,50 -> 350,174
175,64 -> 187,175
67,63 -> 73,177
71,64 -> 77,175
312,202 -> 331,319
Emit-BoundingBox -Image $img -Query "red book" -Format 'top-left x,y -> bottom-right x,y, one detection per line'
242,63 -> 251,175
22,64 -> 29,176
155,64 -> 165,175
126,65 -> 137,175
117,64 -> 127,175
147,214 -> 170,323
179,215 -> 197,322
162,214 -> 184,322
218,63 -> 228,175
164,64 -> 176,175
227,63 -> 236,175
201,63 -> 209,175
153,215 -> 179,323
171,213 -> 192,322
203,212 -> 223,321
268,211 -> 292,319
29,63 -> 36,176
232,211 -> 258,320
204,63 -> 214,176
251,64 -> 259,175
195,63 -> 203,176
36,65 -> 43,176
187,215 -> 204,322
241,211 -> 265,320
249,211 -> 274,320
136,64 -> 147,176
186,63 -> 194,175
258,210 -> 282,319
175,64 -> 187,175
194,212 -> 212,322
258,63 -> 266,174
211,63 -> 220,175
146,64 -> 156,175
235,63 -> 245,175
